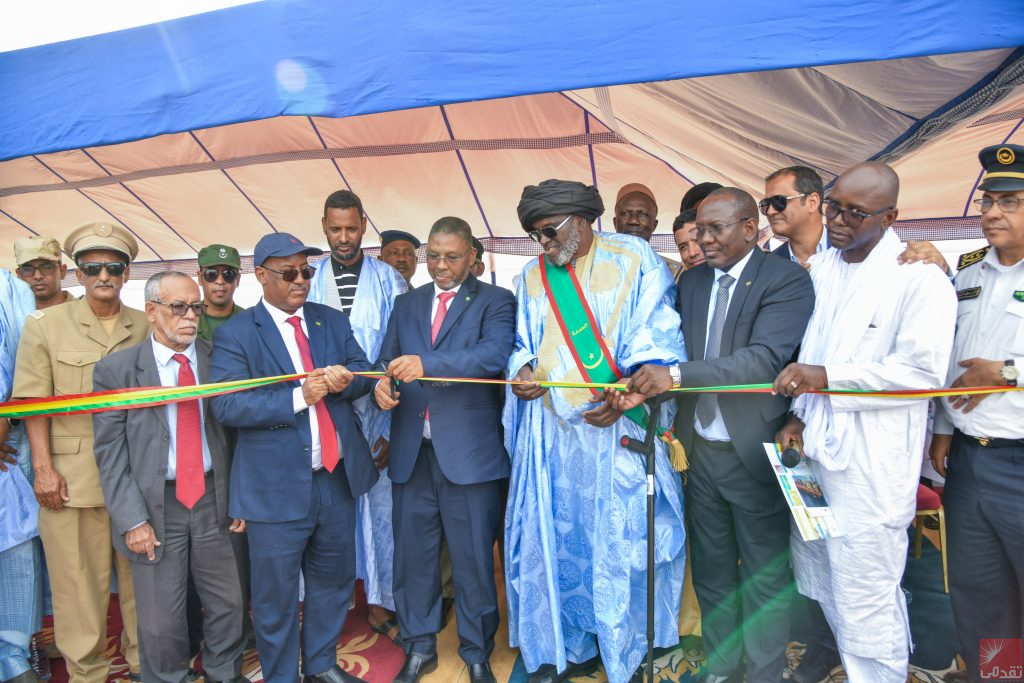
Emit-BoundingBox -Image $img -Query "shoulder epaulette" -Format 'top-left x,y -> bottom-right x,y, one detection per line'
957,246 -> 990,270
29,309 -> 45,319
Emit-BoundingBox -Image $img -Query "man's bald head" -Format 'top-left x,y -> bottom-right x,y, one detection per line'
826,162 -> 901,263
703,187 -> 759,221
834,162 -> 899,209
695,187 -> 759,270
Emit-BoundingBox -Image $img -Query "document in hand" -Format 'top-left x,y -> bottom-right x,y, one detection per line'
763,443 -> 841,542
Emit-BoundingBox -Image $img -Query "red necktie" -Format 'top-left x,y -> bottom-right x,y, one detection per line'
431,291 -> 456,343
286,316 -> 340,472
172,354 -> 204,509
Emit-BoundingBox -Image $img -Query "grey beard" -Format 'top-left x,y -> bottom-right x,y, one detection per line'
551,223 -> 582,266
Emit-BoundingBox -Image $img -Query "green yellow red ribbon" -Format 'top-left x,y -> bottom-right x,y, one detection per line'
0,372 -> 1019,420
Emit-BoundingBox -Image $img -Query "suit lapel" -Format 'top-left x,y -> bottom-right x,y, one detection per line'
720,249 -> 763,356
254,303 -> 296,376
135,342 -> 170,442
305,305 -> 328,366
433,276 -> 477,347
196,340 -> 214,424
418,285 -> 434,347
690,266 -> 713,361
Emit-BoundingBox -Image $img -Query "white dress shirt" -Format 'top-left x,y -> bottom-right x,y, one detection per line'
151,337 -> 213,479
423,282 -> 462,440
695,247 -> 756,442
261,299 -> 323,469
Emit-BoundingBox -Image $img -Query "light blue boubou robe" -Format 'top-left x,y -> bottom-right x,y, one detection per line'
309,254 -> 407,610
502,234 -> 687,683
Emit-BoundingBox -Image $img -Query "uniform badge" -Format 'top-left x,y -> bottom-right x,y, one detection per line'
957,287 -> 981,301
30,309 -> 45,319
1014,290 -> 1024,302
997,147 -> 1016,165
956,246 -> 990,270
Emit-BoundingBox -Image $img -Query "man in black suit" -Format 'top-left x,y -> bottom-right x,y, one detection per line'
625,187 -> 815,683
375,217 -> 515,683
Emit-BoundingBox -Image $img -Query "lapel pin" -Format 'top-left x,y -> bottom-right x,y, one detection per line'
745,281 -> 752,287
315,321 -> 322,326
465,296 -> 471,301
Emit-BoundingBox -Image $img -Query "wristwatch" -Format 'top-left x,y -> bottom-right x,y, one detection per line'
668,364 -> 681,389
1001,359 -> 1018,387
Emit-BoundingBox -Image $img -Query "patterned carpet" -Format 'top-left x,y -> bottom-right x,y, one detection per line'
43,529 -> 961,683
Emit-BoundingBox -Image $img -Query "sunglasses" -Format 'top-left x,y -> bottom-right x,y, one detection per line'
822,199 -> 892,229
758,193 -> 808,215
527,214 -> 573,243
16,262 -> 58,277
202,267 -> 239,284
261,265 -> 316,282
78,261 -> 127,277
152,300 -> 206,317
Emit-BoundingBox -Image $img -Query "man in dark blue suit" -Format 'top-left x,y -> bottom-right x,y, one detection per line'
210,233 -> 377,683
374,217 -> 515,683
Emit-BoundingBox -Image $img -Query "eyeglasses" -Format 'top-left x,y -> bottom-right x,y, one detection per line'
152,300 -> 206,317
973,196 -> 1023,214
526,214 -> 573,243
758,193 -> 808,215
260,265 -> 316,282
202,267 -> 239,284
822,199 -> 892,228
694,217 -> 752,238
425,252 -> 469,264
16,262 -> 58,277
78,261 -> 127,277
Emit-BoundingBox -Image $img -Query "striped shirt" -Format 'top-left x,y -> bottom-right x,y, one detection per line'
332,252 -> 363,315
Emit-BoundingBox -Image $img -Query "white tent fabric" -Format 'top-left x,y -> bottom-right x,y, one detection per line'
2,48 -> 1022,287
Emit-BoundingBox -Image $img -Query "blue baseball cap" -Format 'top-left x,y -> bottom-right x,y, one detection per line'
253,233 -> 323,266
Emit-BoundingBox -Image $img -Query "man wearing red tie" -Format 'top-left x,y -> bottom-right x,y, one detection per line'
211,233 -> 377,683
93,272 -> 247,683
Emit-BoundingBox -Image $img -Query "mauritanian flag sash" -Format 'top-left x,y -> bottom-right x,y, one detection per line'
537,256 -> 688,471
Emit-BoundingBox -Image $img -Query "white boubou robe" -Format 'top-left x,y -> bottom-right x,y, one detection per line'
791,230 -> 956,665
309,255 -> 407,609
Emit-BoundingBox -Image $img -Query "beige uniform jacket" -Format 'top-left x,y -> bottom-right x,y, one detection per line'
12,297 -> 150,507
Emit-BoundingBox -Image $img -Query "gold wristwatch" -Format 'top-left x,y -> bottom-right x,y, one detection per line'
668,364 -> 681,389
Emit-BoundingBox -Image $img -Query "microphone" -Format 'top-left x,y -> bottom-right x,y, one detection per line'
780,446 -> 802,468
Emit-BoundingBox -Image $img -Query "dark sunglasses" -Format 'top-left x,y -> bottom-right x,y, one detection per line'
261,265 -> 316,282
526,214 -> 573,243
202,267 -> 239,284
758,193 -> 808,215
16,262 -> 58,277
822,199 -> 892,229
78,261 -> 127,277
152,300 -> 206,317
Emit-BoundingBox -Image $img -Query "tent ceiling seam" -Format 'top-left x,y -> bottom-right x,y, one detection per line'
438,105 -> 494,238
0,207 -> 39,236
584,111 -> 603,232
29,153 -> 165,260
79,148 -> 197,254
306,117 -> 381,237
807,67 -> 918,121
188,131 -> 279,233
0,133 -> 629,199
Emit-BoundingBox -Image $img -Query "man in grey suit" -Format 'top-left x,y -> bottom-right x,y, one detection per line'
624,187 -> 815,683
93,271 -> 246,683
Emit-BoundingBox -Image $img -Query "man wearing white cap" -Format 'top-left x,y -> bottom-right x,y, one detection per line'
12,220 -> 148,683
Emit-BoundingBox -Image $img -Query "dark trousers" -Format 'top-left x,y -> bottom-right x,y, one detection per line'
945,434 -> 1024,681
186,528 -> 252,658
392,441 -> 504,665
685,436 -> 793,683
246,468 -> 357,683
131,479 -> 245,683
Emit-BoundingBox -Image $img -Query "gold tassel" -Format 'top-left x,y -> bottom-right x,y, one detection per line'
661,434 -> 688,472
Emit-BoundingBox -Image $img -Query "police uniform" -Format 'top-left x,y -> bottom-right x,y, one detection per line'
934,144 -> 1024,681
12,221 -> 149,683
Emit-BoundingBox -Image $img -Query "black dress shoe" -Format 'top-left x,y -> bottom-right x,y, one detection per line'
392,652 -> 438,683
526,655 -> 601,683
303,664 -> 367,683
791,645 -> 841,683
468,661 -> 497,683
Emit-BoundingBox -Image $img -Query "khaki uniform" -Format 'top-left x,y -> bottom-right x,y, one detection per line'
13,297 -> 149,683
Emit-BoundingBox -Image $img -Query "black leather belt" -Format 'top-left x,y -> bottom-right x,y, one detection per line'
955,430 -> 1024,449
695,434 -> 734,451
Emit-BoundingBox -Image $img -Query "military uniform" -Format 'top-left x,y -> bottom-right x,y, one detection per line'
12,221 -> 149,683
934,144 -> 1024,682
